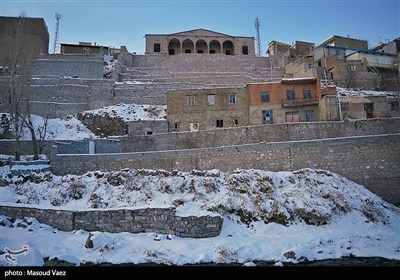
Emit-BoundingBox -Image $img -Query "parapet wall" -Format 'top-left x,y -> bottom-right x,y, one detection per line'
0,205 -> 223,238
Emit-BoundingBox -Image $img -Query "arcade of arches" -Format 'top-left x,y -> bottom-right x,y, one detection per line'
145,29 -> 255,56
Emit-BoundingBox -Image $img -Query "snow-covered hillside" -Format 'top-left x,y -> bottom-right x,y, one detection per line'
1,167 -> 399,266
0,103 -> 166,140
78,103 -> 167,122
0,114 -> 95,141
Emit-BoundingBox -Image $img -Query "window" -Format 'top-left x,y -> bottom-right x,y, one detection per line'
146,131 -> 153,135
391,101 -> 399,110
83,47 -> 90,55
207,95 -> 215,106
225,50 -> 231,55
305,110 -> 315,121
187,95 -> 195,106
364,103 -> 374,111
303,89 -> 312,99
341,102 -> 349,111
209,50 -> 216,54
169,49 -> 175,55
190,123 -> 199,132
242,46 -> 248,55
233,119 -> 239,126
174,122 -> 180,130
260,92 -> 270,103
216,119 -> 224,128
197,50 -> 204,53
286,90 -> 295,100
350,65 -> 357,72
229,94 -> 236,104
154,43 -> 160,53
185,49 -> 191,53
262,110 -> 273,124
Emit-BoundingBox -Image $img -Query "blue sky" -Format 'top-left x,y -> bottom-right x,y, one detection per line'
1,0 -> 399,55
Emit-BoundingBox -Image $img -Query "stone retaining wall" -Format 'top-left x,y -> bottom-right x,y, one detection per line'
50,134 -> 400,205
0,206 -> 223,238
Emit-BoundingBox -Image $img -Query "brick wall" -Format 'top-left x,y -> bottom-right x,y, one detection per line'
0,205 -> 223,238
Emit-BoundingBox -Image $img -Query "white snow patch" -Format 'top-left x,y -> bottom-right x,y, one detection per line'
79,103 -> 167,122
337,87 -> 398,97
1,168 -> 400,266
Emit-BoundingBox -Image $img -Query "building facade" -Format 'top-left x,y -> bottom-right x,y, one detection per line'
320,95 -> 400,121
0,16 -> 49,58
145,29 -> 255,56
247,78 -> 324,125
61,42 -> 109,57
167,87 -> 249,132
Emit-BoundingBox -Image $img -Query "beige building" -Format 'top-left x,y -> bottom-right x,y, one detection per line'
145,29 -> 255,56
61,42 -> 109,57
167,87 -> 249,132
320,95 -> 400,121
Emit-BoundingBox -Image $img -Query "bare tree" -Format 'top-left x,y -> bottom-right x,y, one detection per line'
0,16 -> 40,160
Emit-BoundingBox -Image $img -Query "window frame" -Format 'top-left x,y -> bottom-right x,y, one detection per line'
154,43 -> 161,53
286,90 -> 295,100
260,91 -> 270,103
229,93 -> 237,104
187,95 -> 195,106
303,89 -> 312,99
262,109 -> 273,124
207,95 -> 215,106
305,110 -> 315,122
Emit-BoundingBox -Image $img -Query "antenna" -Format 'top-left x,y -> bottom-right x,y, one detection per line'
254,17 -> 262,57
53,13 -> 61,54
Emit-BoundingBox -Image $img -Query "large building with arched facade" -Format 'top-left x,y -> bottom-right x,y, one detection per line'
145,29 -> 255,56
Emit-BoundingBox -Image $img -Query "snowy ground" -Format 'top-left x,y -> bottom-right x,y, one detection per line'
78,103 -> 167,122
1,167 -> 399,266
337,87 -> 399,97
0,103 -> 166,141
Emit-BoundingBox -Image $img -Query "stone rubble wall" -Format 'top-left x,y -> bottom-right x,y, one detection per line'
0,205 -> 223,238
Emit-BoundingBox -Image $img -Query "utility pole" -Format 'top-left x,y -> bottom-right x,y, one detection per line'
53,13 -> 61,54
254,17 -> 262,57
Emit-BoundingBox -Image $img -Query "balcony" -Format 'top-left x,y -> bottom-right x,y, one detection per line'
281,96 -> 320,108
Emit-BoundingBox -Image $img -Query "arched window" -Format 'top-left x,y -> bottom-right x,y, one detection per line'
209,40 -> 221,54
196,39 -> 207,54
168,38 -> 180,55
223,40 -> 234,55
182,39 -> 194,54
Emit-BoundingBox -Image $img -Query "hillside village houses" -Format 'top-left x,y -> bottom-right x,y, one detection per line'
0,16 -> 399,135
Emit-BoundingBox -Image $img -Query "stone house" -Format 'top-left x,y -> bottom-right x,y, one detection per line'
145,28 -> 255,56
247,77 -> 326,124
167,86 -> 249,132
320,95 -> 400,121
61,42 -> 109,58
267,41 -> 291,56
